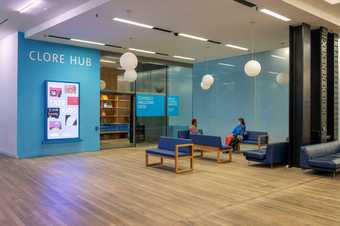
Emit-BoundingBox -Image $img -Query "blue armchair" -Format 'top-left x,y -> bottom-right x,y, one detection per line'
243,142 -> 288,168
242,131 -> 269,149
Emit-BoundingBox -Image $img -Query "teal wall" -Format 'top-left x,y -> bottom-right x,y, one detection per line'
17,33 -> 100,158
193,48 -> 289,142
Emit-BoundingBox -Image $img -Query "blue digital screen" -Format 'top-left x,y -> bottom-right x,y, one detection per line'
167,96 -> 179,116
136,94 -> 165,117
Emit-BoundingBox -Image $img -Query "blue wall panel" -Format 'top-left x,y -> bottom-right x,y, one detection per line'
17,33 -> 100,158
193,48 -> 289,142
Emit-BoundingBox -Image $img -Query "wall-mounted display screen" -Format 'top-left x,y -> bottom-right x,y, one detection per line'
136,93 -> 180,117
136,93 -> 165,117
167,96 -> 179,116
45,81 -> 80,142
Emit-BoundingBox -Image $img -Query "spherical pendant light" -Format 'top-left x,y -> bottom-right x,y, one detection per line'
124,70 -> 138,82
244,60 -> 261,77
202,74 -> 215,87
120,52 -> 138,70
276,73 -> 289,85
201,82 -> 210,90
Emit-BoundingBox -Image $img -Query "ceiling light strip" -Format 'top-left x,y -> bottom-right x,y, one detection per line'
178,33 -> 208,42
173,55 -> 196,61
260,9 -> 291,22
17,0 -> 42,13
219,63 -> 236,67
113,17 -> 154,29
100,59 -> 117,64
226,44 -> 249,51
129,48 -> 156,54
71,38 -> 105,46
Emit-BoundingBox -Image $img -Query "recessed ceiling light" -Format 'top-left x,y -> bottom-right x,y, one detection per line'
113,17 -> 154,29
100,59 -> 116,64
173,55 -> 196,61
129,48 -> 156,54
71,38 -> 105,46
178,33 -> 208,42
225,44 -> 249,51
324,0 -> 340,4
17,0 -> 42,14
260,9 -> 291,22
271,54 -> 285,60
218,63 -> 236,67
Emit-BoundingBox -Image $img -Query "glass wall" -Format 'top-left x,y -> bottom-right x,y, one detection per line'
193,47 -> 289,143
167,66 -> 193,137
135,65 -> 167,145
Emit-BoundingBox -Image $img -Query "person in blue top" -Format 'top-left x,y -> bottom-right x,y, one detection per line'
231,118 -> 246,151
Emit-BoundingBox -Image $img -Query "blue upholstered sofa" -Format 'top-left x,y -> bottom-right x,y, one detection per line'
145,137 -> 194,173
191,134 -> 232,163
177,129 -> 203,139
242,131 -> 269,148
300,140 -> 340,176
243,142 -> 288,167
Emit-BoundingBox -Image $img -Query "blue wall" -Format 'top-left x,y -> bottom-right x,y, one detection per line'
193,48 -> 289,142
17,33 -> 100,158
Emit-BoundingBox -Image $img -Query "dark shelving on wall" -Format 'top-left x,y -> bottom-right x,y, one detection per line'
327,33 -> 339,141
311,27 -> 328,144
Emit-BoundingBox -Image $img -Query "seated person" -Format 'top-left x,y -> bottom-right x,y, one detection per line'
189,118 -> 199,135
230,118 -> 246,151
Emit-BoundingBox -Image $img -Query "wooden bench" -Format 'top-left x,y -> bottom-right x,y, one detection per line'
191,134 -> 232,163
145,137 -> 194,174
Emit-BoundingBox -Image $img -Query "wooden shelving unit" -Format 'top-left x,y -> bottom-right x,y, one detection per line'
100,93 -> 131,141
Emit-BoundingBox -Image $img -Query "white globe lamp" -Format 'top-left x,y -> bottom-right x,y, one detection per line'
276,73 -> 289,85
202,74 -> 214,86
201,82 -> 210,90
120,52 -> 138,70
244,60 -> 261,77
124,70 -> 138,82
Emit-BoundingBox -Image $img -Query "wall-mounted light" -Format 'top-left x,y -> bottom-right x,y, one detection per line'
17,0 -> 43,14
218,63 -> 236,67
271,54 -> 285,60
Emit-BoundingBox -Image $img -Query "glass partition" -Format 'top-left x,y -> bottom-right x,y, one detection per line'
193,47 -> 289,143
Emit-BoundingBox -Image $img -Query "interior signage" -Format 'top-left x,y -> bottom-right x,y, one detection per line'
45,81 -> 80,142
28,50 -> 93,67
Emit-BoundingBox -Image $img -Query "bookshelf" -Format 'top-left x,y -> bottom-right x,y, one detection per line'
100,93 -> 131,141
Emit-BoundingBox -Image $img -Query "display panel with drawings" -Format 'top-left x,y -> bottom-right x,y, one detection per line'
45,81 -> 80,142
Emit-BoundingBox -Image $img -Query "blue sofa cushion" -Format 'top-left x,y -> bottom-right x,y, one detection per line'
308,155 -> 340,170
191,135 -> 223,148
146,149 -> 190,157
300,141 -> 340,169
243,149 -> 267,160
242,140 -> 258,145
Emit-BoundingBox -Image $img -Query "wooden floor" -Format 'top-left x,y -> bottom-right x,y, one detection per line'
0,147 -> 340,226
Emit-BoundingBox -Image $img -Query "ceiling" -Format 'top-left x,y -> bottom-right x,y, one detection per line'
1,0 -> 340,63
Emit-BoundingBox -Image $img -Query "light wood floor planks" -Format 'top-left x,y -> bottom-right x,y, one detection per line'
0,147 -> 339,226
